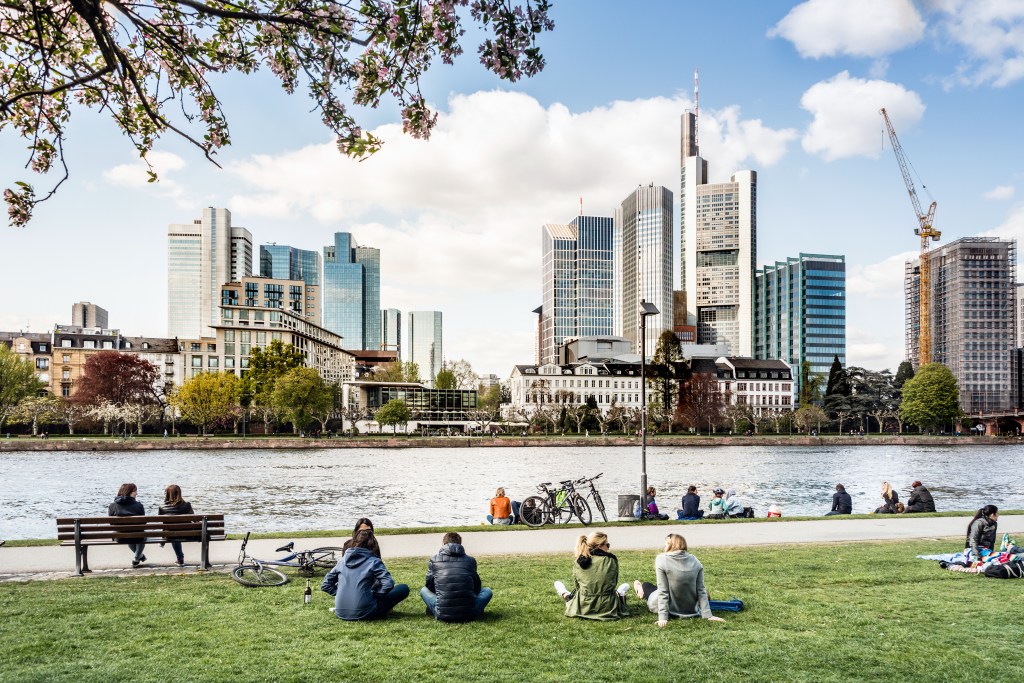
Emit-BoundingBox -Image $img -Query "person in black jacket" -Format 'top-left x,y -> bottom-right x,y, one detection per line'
108,482 -> 147,567
904,481 -> 936,513
676,486 -> 704,520
158,484 -> 194,566
420,532 -> 492,622
825,483 -> 853,515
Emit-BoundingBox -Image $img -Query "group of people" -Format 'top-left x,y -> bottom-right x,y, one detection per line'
822,481 -> 938,516
675,485 -> 751,520
107,482 -> 195,567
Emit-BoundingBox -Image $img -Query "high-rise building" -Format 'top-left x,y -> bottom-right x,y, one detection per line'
618,185 -> 673,358
71,302 -> 108,329
1016,283 -> 1024,348
406,310 -> 442,386
260,244 -> 322,326
755,254 -> 846,398
167,207 -> 252,338
904,237 -> 1018,414
539,216 -> 615,365
381,308 -> 401,354
680,111 -> 757,356
322,232 -> 381,350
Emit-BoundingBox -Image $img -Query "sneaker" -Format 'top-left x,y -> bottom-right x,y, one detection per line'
175,559 -> 185,567
633,580 -> 645,599
616,583 -> 630,598
553,580 -> 571,601
139,555 -> 147,563
131,560 -> 144,568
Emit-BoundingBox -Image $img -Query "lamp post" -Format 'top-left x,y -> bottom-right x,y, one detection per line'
638,299 -> 660,509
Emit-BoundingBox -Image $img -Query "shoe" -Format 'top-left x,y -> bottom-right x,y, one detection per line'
554,580 -> 571,601
175,559 -> 185,567
131,560 -> 144,568
139,555 -> 147,563
634,580 -> 644,599
616,583 -> 630,598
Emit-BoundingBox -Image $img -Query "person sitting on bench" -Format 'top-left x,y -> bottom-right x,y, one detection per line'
108,482 -> 147,568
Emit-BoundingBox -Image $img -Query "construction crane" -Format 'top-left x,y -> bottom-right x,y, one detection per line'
880,107 -> 940,366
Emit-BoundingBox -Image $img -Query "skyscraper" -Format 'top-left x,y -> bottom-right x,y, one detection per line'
167,207 -> 252,338
71,302 -> 109,329
260,244 -> 322,325
322,232 -> 381,351
905,237 -> 1018,414
755,254 -> 846,398
539,216 -> 615,365
381,308 -> 401,354
618,185 -> 673,358
680,112 -> 757,356
406,310 -> 442,386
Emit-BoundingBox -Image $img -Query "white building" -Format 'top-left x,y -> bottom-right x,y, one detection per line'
680,111 -> 756,356
508,360 -> 651,416
689,356 -> 793,416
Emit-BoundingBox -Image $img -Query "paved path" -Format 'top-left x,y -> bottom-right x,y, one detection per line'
2,515 -> 1021,582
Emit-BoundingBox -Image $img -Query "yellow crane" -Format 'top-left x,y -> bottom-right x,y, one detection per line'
880,107 -> 940,366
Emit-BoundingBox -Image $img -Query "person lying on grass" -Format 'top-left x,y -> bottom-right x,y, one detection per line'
554,531 -> 630,621
633,533 -> 725,627
421,532 -> 493,622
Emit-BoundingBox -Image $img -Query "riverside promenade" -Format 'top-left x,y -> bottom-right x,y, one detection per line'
3,514 -> 1022,580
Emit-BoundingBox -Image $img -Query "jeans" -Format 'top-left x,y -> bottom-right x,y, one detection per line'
372,583 -> 410,618
420,587 -> 493,620
128,542 -> 145,562
170,541 -> 184,563
824,510 -> 850,516
486,515 -> 512,525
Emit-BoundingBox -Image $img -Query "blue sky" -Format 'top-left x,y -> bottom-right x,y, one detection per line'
2,0 -> 1023,377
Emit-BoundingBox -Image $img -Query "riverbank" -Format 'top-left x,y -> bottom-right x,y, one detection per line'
0,433 -> 1016,451
1,537 -> 1020,682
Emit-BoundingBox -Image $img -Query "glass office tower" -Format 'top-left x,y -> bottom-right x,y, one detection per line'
322,232 -> 381,351
406,310 -> 443,387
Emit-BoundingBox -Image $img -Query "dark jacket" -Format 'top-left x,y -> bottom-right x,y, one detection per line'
876,490 -> 899,514
680,492 -> 701,518
966,516 -> 998,558
832,491 -> 853,514
158,501 -> 194,515
321,547 -> 395,621
108,495 -> 145,517
905,486 -> 935,513
424,543 -> 482,623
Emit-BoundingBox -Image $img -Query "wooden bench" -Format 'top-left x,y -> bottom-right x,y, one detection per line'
56,515 -> 226,575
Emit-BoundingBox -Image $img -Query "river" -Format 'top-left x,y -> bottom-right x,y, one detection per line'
1,444 -> 1020,539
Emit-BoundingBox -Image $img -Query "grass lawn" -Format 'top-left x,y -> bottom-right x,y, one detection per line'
1,538 -> 1019,682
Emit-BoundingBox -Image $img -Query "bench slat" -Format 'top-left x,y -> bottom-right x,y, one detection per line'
57,529 -> 225,540
56,515 -> 225,525
59,534 -> 227,546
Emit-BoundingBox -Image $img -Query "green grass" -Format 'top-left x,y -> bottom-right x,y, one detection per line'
1,538 -> 1019,682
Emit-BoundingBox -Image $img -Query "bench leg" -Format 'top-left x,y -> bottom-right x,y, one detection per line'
201,539 -> 211,569
79,546 -> 92,574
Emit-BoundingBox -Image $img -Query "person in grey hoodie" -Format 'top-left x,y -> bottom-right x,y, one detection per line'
321,530 -> 409,620
108,482 -> 147,567
632,534 -> 725,627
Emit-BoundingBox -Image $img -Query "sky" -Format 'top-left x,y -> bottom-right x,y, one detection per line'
2,0 -> 1023,378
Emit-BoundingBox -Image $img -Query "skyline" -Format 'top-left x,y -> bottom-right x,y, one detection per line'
2,0 -> 1023,377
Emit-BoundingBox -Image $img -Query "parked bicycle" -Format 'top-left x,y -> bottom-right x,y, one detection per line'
578,473 -> 608,523
231,531 -> 345,587
521,479 -> 592,527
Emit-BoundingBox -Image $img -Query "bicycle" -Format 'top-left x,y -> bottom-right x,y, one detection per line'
579,473 -> 608,523
521,479 -> 592,527
231,531 -> 345,587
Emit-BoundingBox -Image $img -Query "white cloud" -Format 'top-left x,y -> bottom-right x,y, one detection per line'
769,0 -> 924,58
847,250 -> 917,299
800,72 -> 926,161
982,203 -> 1024,243
102,151 -> 188,199
983,184 -> 1015,200
932,0 -> 1024,88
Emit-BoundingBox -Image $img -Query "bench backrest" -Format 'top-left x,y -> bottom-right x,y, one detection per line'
56,515 -> 226,542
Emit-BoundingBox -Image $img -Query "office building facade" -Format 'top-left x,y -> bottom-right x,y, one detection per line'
381,308 -> 401,354
904,237 -> 1018,414
260,245 -> 321,286
755,254 -> 846,399
406,310 -> 443,386
680,112 -> 757,356
322,232 -> 380,351
618,185 -> 673,358
71,302 -> 109,329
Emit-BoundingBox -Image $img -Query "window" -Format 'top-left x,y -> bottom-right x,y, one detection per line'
191,343 -> 201,351
102,341 -> 113,349
208,357 -> 219,368
39,344 -> 47,352
83,340 -> 95,349
224,330 -> 235,342
225,357 -> 235,369
62,370 -> 71,379
17,342 -> 24,351
35,359 -> 48,369
61,339 -> 71,347
192,356 -> 202,367
142,342 -> 149,349
61,386 -> 70,397
62,354 -> 71,363
207,344 -> 216,352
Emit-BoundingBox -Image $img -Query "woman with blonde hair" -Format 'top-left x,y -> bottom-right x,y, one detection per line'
553,531 -> 630,620
874,481 -> 899,514
487,487 -> 512,525
633,534 -> 724,627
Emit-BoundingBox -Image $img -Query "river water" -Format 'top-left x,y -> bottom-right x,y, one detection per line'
1,445 -> 1021,539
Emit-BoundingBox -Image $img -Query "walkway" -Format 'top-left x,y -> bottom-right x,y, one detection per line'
2,515 -> 1021,581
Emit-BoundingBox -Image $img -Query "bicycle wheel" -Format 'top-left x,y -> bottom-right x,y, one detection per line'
553,500 -> 575,524
231,564 -> 289,587
572,495 -> 592,525
520,496 -> 547,527
309,547 -> 345,569
593,492 -> 608,522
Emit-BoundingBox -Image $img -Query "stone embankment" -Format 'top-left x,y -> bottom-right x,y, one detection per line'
0,434 -> 1015,452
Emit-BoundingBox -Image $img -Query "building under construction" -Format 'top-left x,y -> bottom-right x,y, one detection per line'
904,237 -> 1018,414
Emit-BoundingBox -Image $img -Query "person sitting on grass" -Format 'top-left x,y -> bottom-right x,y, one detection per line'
724,489 -> 747,518
966,505 -> 999,567
553,531 -> 630,621
904,481 -> 936,513
420,532 -> 492,622
322,529 -> 409,621
342,517 -> 381,558
645,486 -> 669,520
158,484 -> 194,567
677,485 -> 704,520
825,483 -> 853,516
108,482 -> 147,568
874,482 -> 899,514
633,533 -> 725,627
486,487 -> 513,525
706,488 -> 728,519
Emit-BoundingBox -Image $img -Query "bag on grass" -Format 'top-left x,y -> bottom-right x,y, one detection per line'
709,598 -> 744,612
984,560 -> 1024,579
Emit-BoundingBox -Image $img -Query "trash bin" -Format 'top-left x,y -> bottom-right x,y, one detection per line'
618,494 -> 641,521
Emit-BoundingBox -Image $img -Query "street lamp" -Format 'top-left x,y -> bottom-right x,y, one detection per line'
638,299 -> 660,509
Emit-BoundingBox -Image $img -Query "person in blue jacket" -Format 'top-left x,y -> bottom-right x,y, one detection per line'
322,529 -> 409,620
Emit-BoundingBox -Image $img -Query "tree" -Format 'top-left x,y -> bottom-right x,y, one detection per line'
434,367 -> 457,390
74,352 -> 159,408
272,367 -> 334,434
676,373 -> 725,434
894,361 -> 915,389
900,363 -> 961,432
825,355 -> 850,397
56,397 -> 89,435
372,361 -> 421,383
12,394 -> 58,435
0,343 -> 45,429
824,394 -> 852,434
724,403 -> 753,434
593,403 -> 621,436
648,330 -> 684,428
245,340 -> 306,432
2,1 -> 554,226
375,398 -> 411,435
565,403 -> 591,434
447,359 -> 478,390
794,405 -> 826,434
170,371 -> 240,435
798,359 -> 825,407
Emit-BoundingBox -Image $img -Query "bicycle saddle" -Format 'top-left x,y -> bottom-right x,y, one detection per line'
275,542 -> 294,553
539,482 -> 552,486
559,480 -> 574,485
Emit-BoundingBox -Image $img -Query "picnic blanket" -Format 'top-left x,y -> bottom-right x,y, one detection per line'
917,534 -> 1023,576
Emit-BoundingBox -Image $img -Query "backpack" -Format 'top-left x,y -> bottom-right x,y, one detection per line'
984,560 -> 1024,579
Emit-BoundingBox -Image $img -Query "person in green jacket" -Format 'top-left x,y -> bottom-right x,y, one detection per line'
553,531 -> 630,621
633,534 -> 725,627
